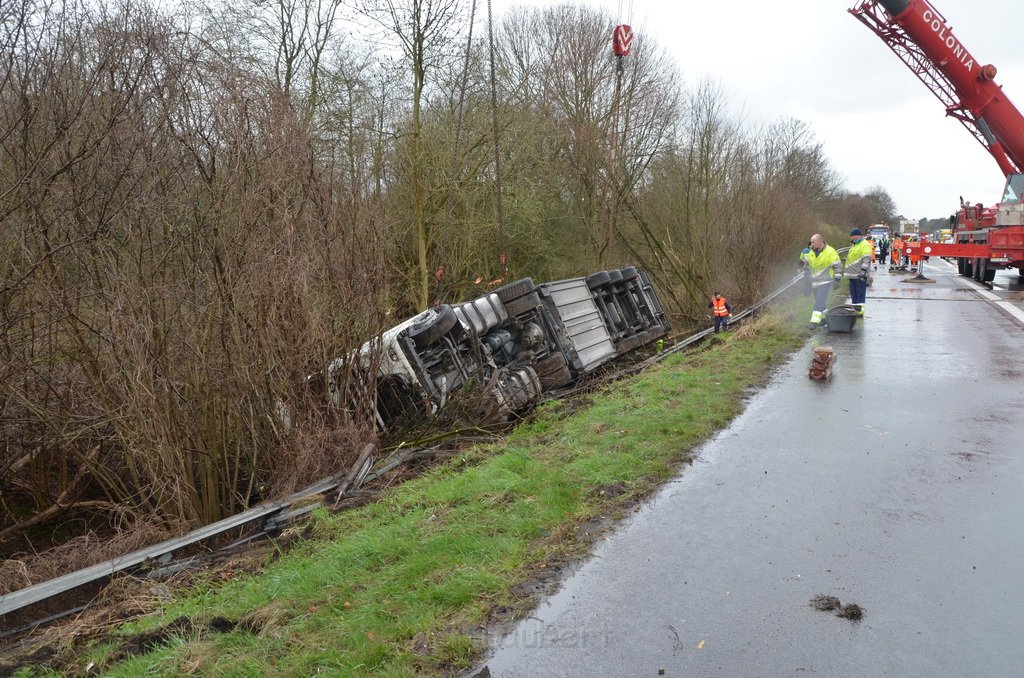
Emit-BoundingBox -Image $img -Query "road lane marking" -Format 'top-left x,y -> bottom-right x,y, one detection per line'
943,260 -> 1024,326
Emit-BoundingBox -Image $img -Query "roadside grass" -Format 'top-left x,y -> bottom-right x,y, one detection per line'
19,301 -> 811,677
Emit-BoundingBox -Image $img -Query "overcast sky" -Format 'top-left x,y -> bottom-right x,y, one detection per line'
493,0 -> 1024,221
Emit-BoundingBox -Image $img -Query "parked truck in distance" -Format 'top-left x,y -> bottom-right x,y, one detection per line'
868,224 -> 891,241
326,267 -> 670,431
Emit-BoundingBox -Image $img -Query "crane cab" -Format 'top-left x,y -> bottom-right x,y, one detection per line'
997,174 -> 1024,226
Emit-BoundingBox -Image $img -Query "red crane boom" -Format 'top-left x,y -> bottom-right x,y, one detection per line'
850,0 -> 1024,177
851,0 -> 1024,280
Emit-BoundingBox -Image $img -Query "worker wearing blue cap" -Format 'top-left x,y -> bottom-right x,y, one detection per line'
845,228 -> 873,316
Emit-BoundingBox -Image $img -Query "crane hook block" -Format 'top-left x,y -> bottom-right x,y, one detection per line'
613,25 -> 633,57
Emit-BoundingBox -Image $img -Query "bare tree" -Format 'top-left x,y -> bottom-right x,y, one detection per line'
627,79 -> 740,315
357,0 -> 465,311
493,5 -> 681,270
863,185 -> 899,225
626,84 -> 842,318
1,0 -> 388,555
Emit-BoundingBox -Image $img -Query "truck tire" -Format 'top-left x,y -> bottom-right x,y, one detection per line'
620,266 -> 639,281
408,306 -> 460,349
504,291 -> 541,317
586,271 -> 611,289
616,333 -> 646,354
608,269 -> 623,283
488,366 -> 542,420
495,278 -> 536,303
535,352 -> 573,389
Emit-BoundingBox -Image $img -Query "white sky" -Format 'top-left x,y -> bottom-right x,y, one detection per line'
493,0 -> 1024,221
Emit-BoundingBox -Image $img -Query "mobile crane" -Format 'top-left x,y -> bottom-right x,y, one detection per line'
850,0 -> 1024,282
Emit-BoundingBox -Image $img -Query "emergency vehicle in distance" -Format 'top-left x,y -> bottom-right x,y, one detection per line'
868,224 -> 891,241
851,0 -> 1024,282
326,268 -> 669,431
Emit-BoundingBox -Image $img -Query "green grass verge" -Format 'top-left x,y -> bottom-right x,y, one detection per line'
16,302 -> 812,678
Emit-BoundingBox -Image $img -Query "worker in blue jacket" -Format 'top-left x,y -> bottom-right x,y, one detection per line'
845,228 -> 874,316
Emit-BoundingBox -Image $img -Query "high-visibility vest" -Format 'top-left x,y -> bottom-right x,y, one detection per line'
890,238 -> 902,263
807,245 -> 842,287
844,238 -> 873,277
712,297 -> 729,317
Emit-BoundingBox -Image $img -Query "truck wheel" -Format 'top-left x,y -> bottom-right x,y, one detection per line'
620,266 -> 639,281
504,291 -> 541,317
535,352 -> 573,389
586,271 -> 611,289
408,305 -> 460,348
495,278 -> 536,303
608,269 -> 623,283
616,333 -> 646,354
540,363 -> 572,390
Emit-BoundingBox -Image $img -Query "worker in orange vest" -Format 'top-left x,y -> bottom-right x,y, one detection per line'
708,292 -> 732,333
890,234 -> 904,269
906,234 -> 921,270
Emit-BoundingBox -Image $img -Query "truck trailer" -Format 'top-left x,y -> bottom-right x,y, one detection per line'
326,267 -> 670,431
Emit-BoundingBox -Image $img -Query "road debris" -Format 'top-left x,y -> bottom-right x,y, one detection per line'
810,594 -> 864,622
808,345 -> 835,380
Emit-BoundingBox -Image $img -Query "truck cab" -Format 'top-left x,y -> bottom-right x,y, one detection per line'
997,174 -> 1024,227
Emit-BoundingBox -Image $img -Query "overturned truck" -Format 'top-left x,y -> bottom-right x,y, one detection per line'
328,267 -> 670,430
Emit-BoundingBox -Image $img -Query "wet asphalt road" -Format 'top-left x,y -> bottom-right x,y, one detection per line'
481,260 -> 1024,678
